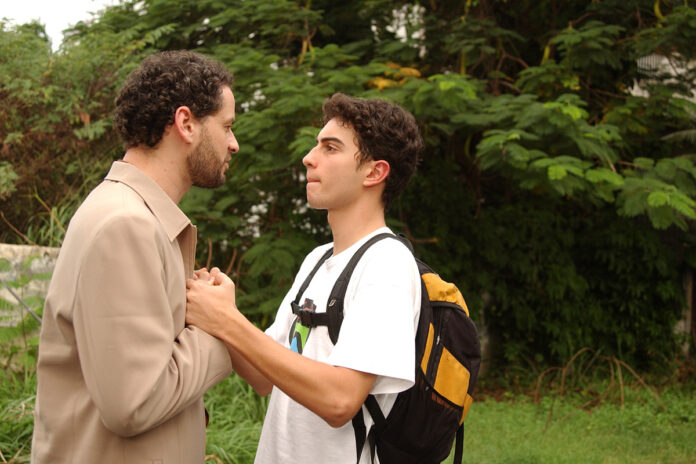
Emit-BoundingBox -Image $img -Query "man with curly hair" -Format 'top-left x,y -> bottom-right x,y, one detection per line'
186,93 -> 423,463
31,50 -> 238,464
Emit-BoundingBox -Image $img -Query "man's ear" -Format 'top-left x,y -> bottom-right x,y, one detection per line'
172,106 -> 196,144
364,160 -> 390,187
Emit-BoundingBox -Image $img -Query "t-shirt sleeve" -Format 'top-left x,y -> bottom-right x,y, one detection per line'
328,240 -> 420,395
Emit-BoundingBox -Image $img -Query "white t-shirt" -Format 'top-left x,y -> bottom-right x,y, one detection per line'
255,227 -> 421,464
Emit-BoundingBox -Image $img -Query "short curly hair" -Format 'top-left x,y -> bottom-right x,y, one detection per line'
322,93 -> 423,210
114,50 -> 233,149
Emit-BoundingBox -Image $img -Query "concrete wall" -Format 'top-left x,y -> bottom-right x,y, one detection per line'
0,243 -> 59,326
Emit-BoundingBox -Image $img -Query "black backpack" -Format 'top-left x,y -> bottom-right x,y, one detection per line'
290,233 -> 481,464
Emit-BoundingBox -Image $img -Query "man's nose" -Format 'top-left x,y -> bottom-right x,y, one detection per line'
302,146 -> 317,167
228,131 -> 239,154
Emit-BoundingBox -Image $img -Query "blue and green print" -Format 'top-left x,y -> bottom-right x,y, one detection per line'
289,298 -> 315,354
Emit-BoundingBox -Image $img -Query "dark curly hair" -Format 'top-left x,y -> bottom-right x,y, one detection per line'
322,93 -> 423,210
114,50 -> 233,149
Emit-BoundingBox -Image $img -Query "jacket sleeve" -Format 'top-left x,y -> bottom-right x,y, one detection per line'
72,213 -> 232,437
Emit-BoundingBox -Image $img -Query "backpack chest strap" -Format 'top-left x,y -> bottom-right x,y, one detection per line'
291,302 -> 330,327
289,233 -> 402,345
289,299 -> 345,344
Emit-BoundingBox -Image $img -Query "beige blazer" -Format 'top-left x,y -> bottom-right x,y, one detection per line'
31,161 -> 232,464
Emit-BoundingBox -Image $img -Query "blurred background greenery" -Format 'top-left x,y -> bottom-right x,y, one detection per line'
1,0 -> 695,388
2,1 -> 696,462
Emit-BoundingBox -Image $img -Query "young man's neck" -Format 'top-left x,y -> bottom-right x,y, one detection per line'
327,205 -> 387,255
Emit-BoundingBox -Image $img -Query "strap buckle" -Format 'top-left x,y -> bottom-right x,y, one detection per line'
297,309 -> 314,327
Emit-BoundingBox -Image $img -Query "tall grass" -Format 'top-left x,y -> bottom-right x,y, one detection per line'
204,375 -> 268,464
0,371 -> 35,463
1,368 -> 695,463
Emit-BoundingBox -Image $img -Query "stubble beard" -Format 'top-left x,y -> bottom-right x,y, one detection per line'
187,127 -> 227,189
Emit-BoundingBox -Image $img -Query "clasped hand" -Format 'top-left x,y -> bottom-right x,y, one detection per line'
185,267 -> 238,338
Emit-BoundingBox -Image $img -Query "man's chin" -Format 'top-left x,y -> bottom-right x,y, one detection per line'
194,176 -> 226,189
306,198 -> 327,211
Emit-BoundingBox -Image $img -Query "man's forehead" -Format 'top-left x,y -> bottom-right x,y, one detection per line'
217,86 -> 236,119
222,86 -> 235,106
318,118 -> 354,140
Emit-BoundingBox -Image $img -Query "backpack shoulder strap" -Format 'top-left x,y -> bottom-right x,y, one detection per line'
351,394 -> 383,464
324,232 -> 397,344
290,247 -> 334,324
348,234 -> 417,463
453,423 -> 464,464
289,233 -> 408,335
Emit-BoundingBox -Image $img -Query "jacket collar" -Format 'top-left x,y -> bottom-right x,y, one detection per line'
104,160 -> 191,242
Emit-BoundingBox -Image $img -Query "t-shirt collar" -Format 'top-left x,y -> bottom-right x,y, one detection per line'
325,226 -> 393,272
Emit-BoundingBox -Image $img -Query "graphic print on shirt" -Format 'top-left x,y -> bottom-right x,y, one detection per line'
289,298 -> 316,354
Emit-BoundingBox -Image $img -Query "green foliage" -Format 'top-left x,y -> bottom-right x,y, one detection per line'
0,257 -> 44,461
2,0 -> 695,370
204,375 -> 268,464
0,17 -> 162,246
0,371 -> 35,464
0,161 -> 18,198
0,257 -> 45,373
552,21 -> 626,71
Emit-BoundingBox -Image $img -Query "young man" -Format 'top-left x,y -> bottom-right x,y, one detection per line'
185,93 -> 424,463
32,50 -> 239,464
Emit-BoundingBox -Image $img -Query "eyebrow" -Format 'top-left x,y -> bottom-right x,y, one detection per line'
225,117 -> 236,125
318,136 -> 345,146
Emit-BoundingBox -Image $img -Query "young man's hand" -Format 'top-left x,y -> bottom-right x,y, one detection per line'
186,267 -> 238,338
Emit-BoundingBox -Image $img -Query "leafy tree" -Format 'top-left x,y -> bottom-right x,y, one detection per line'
2,0 -> 695,369
0,18 -> 165,245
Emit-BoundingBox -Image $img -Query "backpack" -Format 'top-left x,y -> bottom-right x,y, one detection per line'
290,233 -> 481,464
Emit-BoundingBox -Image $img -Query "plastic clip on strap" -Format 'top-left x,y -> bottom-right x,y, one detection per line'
291,306 -> 330,327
